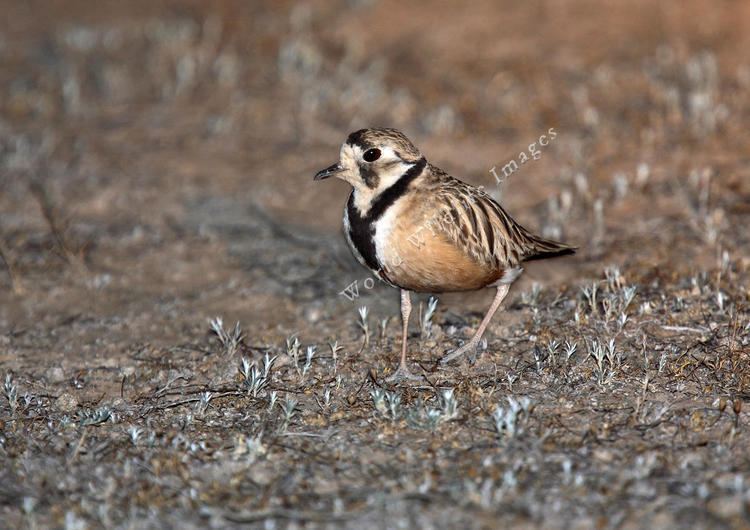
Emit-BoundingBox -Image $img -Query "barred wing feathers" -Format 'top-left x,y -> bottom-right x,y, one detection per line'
430,177 -> 576,268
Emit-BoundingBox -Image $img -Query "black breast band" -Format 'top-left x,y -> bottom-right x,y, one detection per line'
346,157 -> 427,271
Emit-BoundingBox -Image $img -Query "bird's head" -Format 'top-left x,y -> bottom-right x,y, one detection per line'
314,128 -> 424,194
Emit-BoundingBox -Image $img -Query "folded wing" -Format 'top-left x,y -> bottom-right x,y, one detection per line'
432,180 -> 576,269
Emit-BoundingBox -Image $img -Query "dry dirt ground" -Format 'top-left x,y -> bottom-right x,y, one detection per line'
1,1 -> 750,528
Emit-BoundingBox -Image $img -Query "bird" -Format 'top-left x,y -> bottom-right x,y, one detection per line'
314,128 -> 575,381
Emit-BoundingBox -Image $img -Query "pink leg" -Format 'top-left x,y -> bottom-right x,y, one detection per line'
386,290 -> 421,382
441,284 -> 510,364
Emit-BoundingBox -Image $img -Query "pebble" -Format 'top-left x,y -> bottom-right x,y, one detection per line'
304,305 -> 323,323
46,366 -> 66,384
56,392 -> 78,413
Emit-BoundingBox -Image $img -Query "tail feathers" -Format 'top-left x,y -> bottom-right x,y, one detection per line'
521,234 -> 577,262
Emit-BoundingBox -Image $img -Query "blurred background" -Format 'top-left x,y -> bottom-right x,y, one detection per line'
1,0 -> 749,360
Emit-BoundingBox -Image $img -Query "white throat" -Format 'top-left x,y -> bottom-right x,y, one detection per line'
351,160 -> 416,216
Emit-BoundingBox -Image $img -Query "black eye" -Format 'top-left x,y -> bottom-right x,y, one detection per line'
363,148 -> 381,162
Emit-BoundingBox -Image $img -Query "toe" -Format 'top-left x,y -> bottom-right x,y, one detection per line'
440,342 -> 476,364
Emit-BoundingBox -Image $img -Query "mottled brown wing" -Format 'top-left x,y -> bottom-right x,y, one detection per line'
431,178 -> 575,268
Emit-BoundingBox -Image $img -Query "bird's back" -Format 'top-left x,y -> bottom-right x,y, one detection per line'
422,166 -> 575,264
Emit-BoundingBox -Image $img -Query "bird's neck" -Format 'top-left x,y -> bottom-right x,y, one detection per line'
350,157 -> 427,220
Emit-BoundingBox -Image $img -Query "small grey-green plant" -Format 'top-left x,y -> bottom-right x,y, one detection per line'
195,392 -> 212,415
593,198 -> 605,246
379,317 -> 390,342
421,296 -> 439,338
493,406 -> 512,437
404,389 -> 459,429
602,297 -> 616,322
188,440 -> 207,454
574,172 -> 590,198
263,352 -> 277,379
22,392 -> 35,408
492,396 -> 532,439
547,340 -> 560,365
424,408 -> 443,429
21,496 -> 37,520
612,172 -> 628,200
581,282 -> 599,314
370,388 -> 387,416
502,468 -> 518,490
719,249 -> 731,274
386,391 -> 402,420
590,341 -> 607,383
605,339 -> 621,370
65,510 -> 86,530
209,317 -> 244,356
521,282 -> 542,306
357,306 -> 370,346
562,459 -> 573,484
79,406 -> 113,426
322,387 -> 332,409
244,434 -> 266,464
532,307 -> 545,329
621,285 -> 637,312
604,266 -> 624,291
405,402 -> 443,430
564,340 -> 578,362
181,412 -> 194,429
506,372 -> 518,391
239,359 -> 267,397
658,351 -> 668,374
635,162 -> 650,187
590,339 -> 620,386
440,388 -> 459,421
239,357 -> 252,380
280,395 -> 298,432
4,373 -> 17,415
329,341 -> 342,371
268,390 -> 278,412
127,426 -> 143,446
301,345 -> 316,379
286,335 -> 301,366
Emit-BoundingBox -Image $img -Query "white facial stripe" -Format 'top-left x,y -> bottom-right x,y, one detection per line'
373,157 -> 412,189
336,141 -> 416,216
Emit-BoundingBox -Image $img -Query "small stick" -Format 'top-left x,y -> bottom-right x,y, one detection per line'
67,427 -> 89,466
661,325 -> 708,334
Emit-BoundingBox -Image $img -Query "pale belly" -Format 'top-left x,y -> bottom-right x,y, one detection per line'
378,222 -> 504,293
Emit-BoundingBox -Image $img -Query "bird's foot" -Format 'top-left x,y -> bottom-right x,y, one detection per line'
385,364 -> 422,383
440,340 -> 479,364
